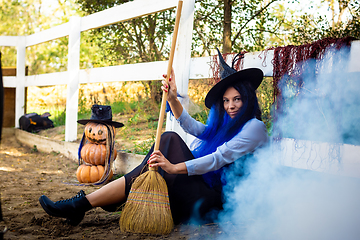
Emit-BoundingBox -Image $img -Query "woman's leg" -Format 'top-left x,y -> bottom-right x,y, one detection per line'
39,176 -> 127,226
86,176 -> 126,207
39,190 -> 92,226
39,132 -> 219,226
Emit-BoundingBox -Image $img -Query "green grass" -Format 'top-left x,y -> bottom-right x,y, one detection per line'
111,101 -> 135,113
124,135 -> 155,155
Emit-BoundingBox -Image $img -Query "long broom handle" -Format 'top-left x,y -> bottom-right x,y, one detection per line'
151,0 -> 183,169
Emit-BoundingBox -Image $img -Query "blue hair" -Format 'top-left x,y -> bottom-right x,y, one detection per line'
191,81 -> 261,187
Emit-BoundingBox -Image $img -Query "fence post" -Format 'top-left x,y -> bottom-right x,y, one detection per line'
65,16 -> 81,142
165,0 -> 195,145
349,41 -> 360,72
15,36 -> 26,128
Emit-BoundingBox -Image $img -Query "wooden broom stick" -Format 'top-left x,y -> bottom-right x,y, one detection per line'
119,1 -> 183,235
152,0 -> 183,156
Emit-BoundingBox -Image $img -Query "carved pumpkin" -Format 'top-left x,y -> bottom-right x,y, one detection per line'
76,164 -> 113,183
81,143 -> 117,165
84,122 -> 115,144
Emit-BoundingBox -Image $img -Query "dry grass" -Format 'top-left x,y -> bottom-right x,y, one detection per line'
26,80 -> 212,112
119,169 -> 173,234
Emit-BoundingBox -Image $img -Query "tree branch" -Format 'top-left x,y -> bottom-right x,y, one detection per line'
232,0 -> 279,46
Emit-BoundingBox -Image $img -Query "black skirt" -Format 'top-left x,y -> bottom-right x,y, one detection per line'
103,132 -> 223,224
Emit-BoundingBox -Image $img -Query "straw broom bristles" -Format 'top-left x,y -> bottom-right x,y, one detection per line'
119,0 -> 183,235
119,168 -> 173,234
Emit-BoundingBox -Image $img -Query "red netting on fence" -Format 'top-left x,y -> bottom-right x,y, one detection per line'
209,37 -> 356,97
271,36 -> 357,138
272,36 -> 356,103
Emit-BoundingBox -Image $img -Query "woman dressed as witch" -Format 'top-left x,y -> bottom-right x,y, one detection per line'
39,49 -> 268,225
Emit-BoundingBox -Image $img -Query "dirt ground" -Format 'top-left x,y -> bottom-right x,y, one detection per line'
0,128 -> 225,240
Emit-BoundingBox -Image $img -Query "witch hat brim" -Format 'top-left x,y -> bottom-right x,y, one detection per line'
77,119 -> 124,128
205,68 -> 263,109
77,104 -> 124,128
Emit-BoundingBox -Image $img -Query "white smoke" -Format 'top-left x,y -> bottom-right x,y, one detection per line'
217,46 -> 360,240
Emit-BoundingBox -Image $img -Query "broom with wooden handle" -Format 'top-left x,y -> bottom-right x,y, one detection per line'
119,0 -> 183,235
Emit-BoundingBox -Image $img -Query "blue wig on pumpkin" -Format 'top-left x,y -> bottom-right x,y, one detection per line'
191,80 -> 261,187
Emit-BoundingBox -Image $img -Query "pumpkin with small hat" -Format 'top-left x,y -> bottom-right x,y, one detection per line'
76,105 -> 124,185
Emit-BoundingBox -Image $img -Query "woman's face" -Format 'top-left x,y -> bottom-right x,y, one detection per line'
223,86 -> 243,119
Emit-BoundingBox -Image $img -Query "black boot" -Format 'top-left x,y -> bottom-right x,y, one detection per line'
39,190 -> 93,226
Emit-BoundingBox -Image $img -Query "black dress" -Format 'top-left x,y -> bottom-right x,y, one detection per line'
103,132 -> 223,224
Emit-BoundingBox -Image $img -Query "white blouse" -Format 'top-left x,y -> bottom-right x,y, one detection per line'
176,109 -> 268,176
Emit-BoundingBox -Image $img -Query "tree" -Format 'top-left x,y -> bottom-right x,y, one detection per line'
223,0 -> 232,53
284,0 -> 360,45
76,0 -> 176,103
193,0 -> 281,55
323,0 -> 360,39
0,0 -> 37,67
0,0 -> 99,74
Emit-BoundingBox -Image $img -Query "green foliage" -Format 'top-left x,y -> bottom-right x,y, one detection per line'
2,0 -> 358,69
128,113 -> 140,125
193,0 -> 282,55
76,0 -> 176,103
111,101 -> 129,114
257,77 -> 274,133
26,37 -> 69,75
276,0 -> 360,46
76,0 -> 175,65
126,136 -> 155,155
0,0 -> 101,74
51,151 -> 60,156
0,46 -> 16,67
0,0 -> 82,72
78,89 -> 88,114
51,109 -> 67,127
147,120 -> 158,130
31,145 -> 38,153
112,174 -> 125,180
146,114 -> 157,122
191,108 -> 209,125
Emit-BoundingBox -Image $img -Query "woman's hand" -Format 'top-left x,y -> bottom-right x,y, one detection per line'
148,150 -> 176,174
147,150 -> 187,174
161,68 -> 177,103
161,69 -> 183,119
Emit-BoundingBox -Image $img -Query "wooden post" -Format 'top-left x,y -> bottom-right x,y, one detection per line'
65,16 -> 81,142
165,0 -> 195,145
15,37 -> 26,128
1,67 -> 28,128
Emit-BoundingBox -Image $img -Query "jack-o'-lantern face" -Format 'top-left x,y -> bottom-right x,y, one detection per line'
84,122 -> 115,144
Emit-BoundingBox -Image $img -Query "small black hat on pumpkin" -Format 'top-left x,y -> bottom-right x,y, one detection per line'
77,105 -> 124,128
204,48 -> 264,109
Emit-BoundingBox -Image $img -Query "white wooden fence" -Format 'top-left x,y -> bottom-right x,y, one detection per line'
0,0 -> 195,142
1,0 -> 360,178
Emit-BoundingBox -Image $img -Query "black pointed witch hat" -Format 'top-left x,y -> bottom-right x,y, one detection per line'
77,105 -> 124,128
204,48 -> 264,109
